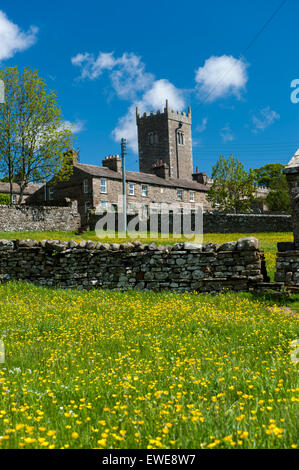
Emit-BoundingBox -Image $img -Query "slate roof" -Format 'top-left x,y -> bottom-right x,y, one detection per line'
74,162 -> 209,192
0,182 -> 43,194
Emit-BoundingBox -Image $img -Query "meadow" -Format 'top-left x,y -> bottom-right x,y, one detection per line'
0,282 -> 298,449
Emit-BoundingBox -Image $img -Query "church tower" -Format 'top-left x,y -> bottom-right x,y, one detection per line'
136,100 -> 193,180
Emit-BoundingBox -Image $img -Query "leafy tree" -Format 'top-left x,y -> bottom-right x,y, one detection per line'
0,66 -> 74,204
253,163 -> 285,188
207,154 -> 256,213
253,163 -> 290,212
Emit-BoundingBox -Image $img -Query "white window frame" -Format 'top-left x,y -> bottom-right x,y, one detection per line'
142,204 -> 149,219
100,179 -> 107,194
129,183 -> 135,195
142,184 -> 148,197
83,179 -> 88,194
128,202 -> 135,213
177,189 -> 183,201
48,187 -> 54,201
190,191 -> 195,202
100,200 -> 108,211
11,194 -> 17,204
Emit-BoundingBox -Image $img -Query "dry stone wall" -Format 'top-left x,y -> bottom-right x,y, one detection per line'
0,237 -> 266,292
275,243 -> 299,286
0,202 -> 81,232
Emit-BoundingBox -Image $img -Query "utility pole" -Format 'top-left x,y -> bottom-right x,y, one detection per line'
121,138 -> 127,235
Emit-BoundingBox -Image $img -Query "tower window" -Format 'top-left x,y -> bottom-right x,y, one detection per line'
148,132 -> 159,145
177,131 -> 184,145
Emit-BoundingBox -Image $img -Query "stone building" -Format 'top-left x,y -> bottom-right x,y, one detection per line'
28,101 -> 211,225
0,182 -> 43,204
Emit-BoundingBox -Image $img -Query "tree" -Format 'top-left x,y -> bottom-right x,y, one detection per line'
207,154 -> 256,213
253,163 -> 290,212
0,66 -> 74,204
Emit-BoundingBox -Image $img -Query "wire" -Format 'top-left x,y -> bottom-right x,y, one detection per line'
196,0 -> 288,105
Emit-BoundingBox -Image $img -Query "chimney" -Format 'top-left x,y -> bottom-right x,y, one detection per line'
152,160 -> 170,179
102,155 -> 122,172
192,169 -> 207,184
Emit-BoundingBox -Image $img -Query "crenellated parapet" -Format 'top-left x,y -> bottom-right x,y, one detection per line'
136,99 -> 191,125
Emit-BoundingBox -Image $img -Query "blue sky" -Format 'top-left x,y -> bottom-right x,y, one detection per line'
0,0 -> 299,175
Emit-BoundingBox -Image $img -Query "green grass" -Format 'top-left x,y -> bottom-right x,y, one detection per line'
0,282 -> 298,449
0,229 -> 293,281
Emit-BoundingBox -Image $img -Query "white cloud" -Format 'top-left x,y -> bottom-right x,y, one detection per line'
62,119 -> 85,134
196,117 -> 208,133
195,55 -> 248,102
0,10 -> 38,61
220,123 -> 234,142
251,106 -> 280,133
112,79 -> 185,152
72,51 -> 154,100
72,50 -> 185,152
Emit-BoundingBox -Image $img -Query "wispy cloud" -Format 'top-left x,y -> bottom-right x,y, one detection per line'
72,51 -> 185,152
196,117 -> 208,133
195,55 -> 248,102
0,10 -> 38,61
62,119 -> 85,134
220,123 -> 234,142
251,106 -> 280,133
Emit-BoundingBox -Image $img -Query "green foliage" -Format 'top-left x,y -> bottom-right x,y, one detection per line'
0,193 -> 10,205
207,154 -> 256,213
266,188 -> 291,211
254,163 -> 291,212
0,66 -> 74,203
253,163 -> 286,188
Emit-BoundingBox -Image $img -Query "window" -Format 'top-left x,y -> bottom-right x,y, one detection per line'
142,184 -> 148,197
11,194 -> 17,204
177,131 -> 184,145
177,189 -> 183,201
83,179 -> 88,194
142,204 -> 149,219
190,191 -> 195,202
128,203 -> 135,213
84,201 -> 91,213
100,200 -> 108,211
100,179 -> 107,194
129,183 -> 135,195
48,187 -> 54,201
148,132 -> 159,145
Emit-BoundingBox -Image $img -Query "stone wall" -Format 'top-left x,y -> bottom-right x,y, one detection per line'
203,213 -> 292,233
275,243 -> 299,286
0,237 -> 266,292
89,212 -> 292,234
0,202 -> 81,232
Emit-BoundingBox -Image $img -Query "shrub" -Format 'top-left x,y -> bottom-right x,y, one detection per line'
0,193 -> 11,205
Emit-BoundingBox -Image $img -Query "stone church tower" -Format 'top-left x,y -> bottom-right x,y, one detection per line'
136,100 -> 193,180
